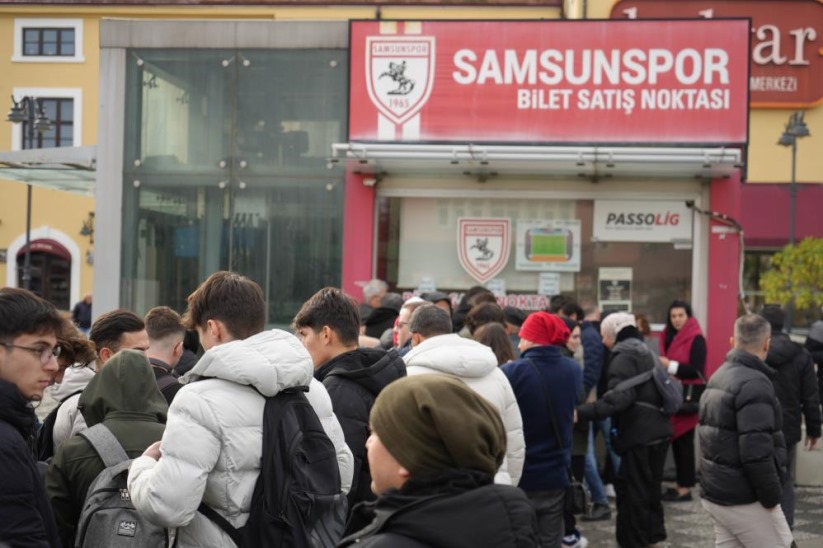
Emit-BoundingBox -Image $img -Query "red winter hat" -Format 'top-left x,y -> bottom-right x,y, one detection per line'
519,311 -> 570,347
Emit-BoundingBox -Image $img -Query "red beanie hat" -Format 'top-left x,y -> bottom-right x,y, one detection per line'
519,311 -> 570,347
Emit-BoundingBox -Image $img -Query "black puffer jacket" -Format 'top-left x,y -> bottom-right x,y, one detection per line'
766,332 -> 821,447
698,349 -> 787,509
338,469 -> 539,548
316,347 -> 406,507
0,380 -> 60,548
576,332 -> 672,454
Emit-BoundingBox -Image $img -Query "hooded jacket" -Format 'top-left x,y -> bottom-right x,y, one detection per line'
698,349 -> 787,509
45,350 -> 168,548
576,335 -> 672,454
315,347 -> 406,507
766,332 -> 821,447
0,379 -> 60,548
404,333 -> 525,486
338,470 -> 539,548
128,329 -> 354,548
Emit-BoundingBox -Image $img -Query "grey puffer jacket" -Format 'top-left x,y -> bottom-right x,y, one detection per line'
698,349 -> 787,509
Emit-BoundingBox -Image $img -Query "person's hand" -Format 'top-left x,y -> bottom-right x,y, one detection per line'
658,357 -> 670,367
142,441 -> 162,461
805,436 -> 819,451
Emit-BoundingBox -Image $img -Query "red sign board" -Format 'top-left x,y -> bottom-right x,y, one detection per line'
349,20 -> 750,144
611,0 -> 823,108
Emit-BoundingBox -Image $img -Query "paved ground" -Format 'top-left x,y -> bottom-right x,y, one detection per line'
578,485 -> 823,547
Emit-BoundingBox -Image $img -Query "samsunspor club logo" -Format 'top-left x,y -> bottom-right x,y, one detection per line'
366,27 -> 435,136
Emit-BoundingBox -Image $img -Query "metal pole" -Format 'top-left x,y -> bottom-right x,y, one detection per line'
22,98 -> 35,291
786,139 -> 797,333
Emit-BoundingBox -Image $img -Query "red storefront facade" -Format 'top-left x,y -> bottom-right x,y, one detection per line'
334,18 -> 751,374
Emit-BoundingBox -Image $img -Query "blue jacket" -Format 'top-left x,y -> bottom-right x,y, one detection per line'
502,346 -> 581,492
580,321 -> 603,395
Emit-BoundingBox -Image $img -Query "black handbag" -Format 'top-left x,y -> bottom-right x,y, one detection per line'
678,370 -> 707,415
526,358 -> 590,515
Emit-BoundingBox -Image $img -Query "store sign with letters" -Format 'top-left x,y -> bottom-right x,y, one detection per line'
349,19 -> 750,144
593,200 -> 693,243
611,0 -> 823,108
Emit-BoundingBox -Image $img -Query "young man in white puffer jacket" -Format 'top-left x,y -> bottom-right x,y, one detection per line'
128,272 -> 353,547
403,305 -> 525,486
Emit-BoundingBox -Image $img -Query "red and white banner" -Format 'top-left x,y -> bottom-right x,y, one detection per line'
349,20 -> 750,144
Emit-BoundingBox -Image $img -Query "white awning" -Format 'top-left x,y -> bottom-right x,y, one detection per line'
330,144 -> 742,181
0,146 -> 96,196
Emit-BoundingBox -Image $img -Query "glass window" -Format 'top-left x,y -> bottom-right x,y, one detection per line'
122,48 -> 348,324
377,195 -> 693,324
21,28 -> 76,57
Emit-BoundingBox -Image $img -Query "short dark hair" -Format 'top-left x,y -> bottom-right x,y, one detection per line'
89,309 -> 145,355
561,301 -> 584,321
293,287 -> 360,346
0,287 -> 63,342
57,320 -> 96,367
465,303 -> 506,335
409,305 -> 451,338
185,271 -> 265,340
145,306 -> 186,342
761,304 -> 785,332
475,322 -> 516,365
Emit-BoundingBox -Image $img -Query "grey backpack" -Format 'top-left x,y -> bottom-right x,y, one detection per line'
74,424 -> 168,548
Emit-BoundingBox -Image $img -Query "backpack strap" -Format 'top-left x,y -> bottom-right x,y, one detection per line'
197,503 -> 242,547
79,424 -> 129,468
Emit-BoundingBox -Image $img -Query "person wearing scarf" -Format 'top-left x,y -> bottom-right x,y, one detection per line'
659,300 -> 707,502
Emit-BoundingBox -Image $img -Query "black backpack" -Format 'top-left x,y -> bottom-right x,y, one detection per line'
199,386 -> 347,548
611,365 -> 684,415
35,389 -> 84,461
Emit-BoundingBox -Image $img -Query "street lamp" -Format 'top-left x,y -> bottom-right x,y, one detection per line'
5,96 -> 53,291
777,111 -> 811,332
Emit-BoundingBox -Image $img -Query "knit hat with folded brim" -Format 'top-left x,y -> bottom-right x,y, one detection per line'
370,375 -> 506,478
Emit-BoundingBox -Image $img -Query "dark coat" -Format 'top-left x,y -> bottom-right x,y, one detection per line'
0,379 -> 60,548
45,351 -> 168,548
316,347 -> 406,508
766,332 -> 821,447
576,336 -> 672,454
698,349 -> 787,509
338,469 -> 539,548
502,345 -> 581,491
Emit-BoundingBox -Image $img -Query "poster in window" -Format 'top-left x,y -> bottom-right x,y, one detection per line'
599,267 -> 633,312
516,219 -> 581,272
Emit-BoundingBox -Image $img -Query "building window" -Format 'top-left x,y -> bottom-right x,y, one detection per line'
22,98 -> 74,149
13,19 -> 84,63
22,28 -> 76,57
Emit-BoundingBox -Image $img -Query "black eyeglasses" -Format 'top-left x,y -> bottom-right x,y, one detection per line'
0,342 -> 61,364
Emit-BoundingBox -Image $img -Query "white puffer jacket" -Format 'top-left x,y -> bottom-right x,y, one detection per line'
128,329 -> 354,548
403,334 -> 525,486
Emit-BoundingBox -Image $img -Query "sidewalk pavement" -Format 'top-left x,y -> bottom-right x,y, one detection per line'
579,485 -> 823,547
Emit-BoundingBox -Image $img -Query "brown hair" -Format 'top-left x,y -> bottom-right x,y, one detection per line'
185,271 -> 265,340
475,323 -> 516,366
145,306 -> 186,342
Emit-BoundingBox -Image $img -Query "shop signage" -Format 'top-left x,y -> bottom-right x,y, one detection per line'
516,219 -> 582,272
457,217 -> 511,284
593,200 -> 693,242
611,0 -> 823,108
349,19 -> 750,144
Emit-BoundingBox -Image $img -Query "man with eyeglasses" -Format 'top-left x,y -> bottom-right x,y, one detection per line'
0,287 -> 64,547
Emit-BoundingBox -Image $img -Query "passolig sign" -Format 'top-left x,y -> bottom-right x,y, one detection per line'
611,0 -> 823,108
349,20 -> 750,144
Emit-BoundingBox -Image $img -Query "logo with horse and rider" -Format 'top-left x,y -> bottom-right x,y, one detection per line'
365,35 -> 436,126
457,218 -> 512,284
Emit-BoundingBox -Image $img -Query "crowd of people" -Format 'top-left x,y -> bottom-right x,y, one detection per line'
1,275 -> 821,548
